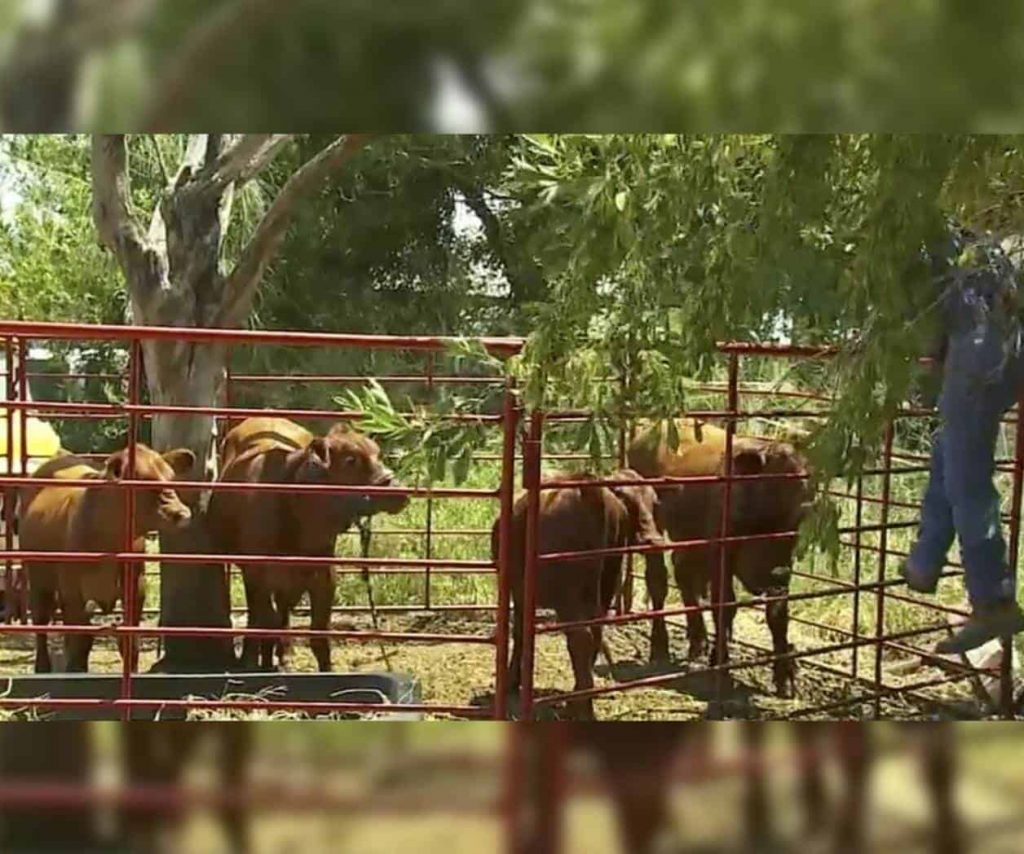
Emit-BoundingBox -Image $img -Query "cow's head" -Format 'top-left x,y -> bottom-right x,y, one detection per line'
728,438 -> 811,541
103,444 -> 195,535
608,469 -> 665,547
293,423 -> 409,526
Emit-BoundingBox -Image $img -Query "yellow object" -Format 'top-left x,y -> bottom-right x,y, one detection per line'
0,409 -> 62,473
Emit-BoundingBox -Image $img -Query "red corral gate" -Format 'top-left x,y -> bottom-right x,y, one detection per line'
0,320 -> 1020,720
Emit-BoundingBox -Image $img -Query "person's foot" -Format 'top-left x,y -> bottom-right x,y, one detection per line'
899,559 -> 939,594
934,600 -> 1024,655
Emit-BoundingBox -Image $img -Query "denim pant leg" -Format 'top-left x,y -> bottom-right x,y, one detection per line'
936,294 -> 1023,605
908,428 -> 956,583
941,409 -> 1013,606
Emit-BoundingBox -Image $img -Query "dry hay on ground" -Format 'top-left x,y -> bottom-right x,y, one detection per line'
0,604 -> 983,720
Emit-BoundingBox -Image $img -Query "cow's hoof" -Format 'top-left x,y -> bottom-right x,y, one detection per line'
649,646 -> 671,666
687,641 -> 707,662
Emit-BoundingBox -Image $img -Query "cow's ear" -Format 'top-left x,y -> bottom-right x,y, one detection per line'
733,446 -> 766,476
162,449 -> 196,477
308,437 -> 330,465
103,453 -> 125,480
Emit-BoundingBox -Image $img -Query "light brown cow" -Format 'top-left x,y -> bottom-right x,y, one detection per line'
627,419 -> 812,697
20,445 -> 194,672
493,469 -> 664,720
208,417 -> 408,672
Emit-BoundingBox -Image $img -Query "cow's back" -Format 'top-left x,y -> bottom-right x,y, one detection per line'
220,417 -> 314,472
19,457 -> 100,553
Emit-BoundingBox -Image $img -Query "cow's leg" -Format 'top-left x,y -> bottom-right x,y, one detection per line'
308,566 -> 334,673
674,550 -> 709,661
272,589 -> 298,670
647,550 -> 671,664
918,723 -> 961,854
28,568 -> 54,673
59,582 -> 93,673
595,556 -> 623,670
239,567 -> 265,671
559,594 -> 597,720
833,722 -> 871,853
708,557 -> 736,672
765,583 -> 796,699
118,564 -> 144,673
260,588 -> 281,671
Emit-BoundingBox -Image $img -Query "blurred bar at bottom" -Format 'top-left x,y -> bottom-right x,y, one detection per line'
0,722 -> 1021,853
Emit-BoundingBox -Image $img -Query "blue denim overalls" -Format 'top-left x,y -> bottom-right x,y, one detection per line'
908,233 -> 1024,606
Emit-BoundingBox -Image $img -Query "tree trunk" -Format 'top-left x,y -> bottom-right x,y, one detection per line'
91,133 -> 371,672
142,338 -> 235,672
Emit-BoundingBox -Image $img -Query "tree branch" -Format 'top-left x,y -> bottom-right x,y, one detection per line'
148,134 -> 208,245
457,182 -> 544,303
206,134 -> 294,190
91,134 -> 146,264
219,134 -> 370,327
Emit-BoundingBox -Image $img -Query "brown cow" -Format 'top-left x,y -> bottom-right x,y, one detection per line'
494,469 -> 664,720
20,445 -> 195,672
208,417 -> 408,672
627,419 -> 812,698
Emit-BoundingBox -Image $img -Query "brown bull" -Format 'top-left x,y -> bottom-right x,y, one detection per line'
516,722 -> 960,854
20,445 -> 194,672
208,417 -> 408,672
494,469 -> 664,720
627,419 -> 811,698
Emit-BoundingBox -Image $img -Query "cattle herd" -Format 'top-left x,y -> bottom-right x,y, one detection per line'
13,411 -> 811,719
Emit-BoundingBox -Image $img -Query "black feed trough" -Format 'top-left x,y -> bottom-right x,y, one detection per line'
0,672 -> 422,721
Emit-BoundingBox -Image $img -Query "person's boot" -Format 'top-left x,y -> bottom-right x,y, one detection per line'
899,559 -> 939,594
934,599 -> 1024,655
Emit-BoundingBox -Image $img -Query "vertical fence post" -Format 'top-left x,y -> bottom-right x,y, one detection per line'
120,338 -> 141,719
424,352 -> 436,610
873,422 -> 895,720
15,339 -> 28,624
1003,398 -> 1024,718
616,391 -> 631,615
712,353 -> 739,713
3,338 -> 14,623
494,378 -> 520,720
851,474 -> 864,681
520,411 -> 544,720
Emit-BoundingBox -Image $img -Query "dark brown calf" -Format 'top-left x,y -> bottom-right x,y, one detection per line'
628,419 -> 811,698
209,417 -> 408,672
493,469 -> 663,720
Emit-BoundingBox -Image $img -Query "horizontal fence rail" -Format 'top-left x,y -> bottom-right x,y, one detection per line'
0,320 -> 1020,723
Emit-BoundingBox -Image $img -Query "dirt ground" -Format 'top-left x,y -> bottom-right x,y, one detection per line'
0,602 -> 985,720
